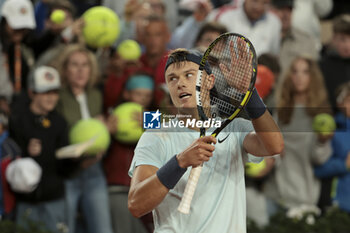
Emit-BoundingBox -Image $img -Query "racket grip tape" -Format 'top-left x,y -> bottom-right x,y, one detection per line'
177,166 -> 203,214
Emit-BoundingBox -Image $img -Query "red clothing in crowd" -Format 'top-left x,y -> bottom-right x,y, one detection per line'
103,140 -> 135,187
139,51 -> 169,105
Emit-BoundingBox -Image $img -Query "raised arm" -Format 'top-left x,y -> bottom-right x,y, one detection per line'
128,136 -> 216,217
243,89 -> 284,156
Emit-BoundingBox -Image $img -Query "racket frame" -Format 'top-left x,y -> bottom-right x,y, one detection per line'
177,33 -> 257,214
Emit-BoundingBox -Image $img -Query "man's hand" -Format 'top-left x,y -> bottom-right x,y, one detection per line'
317,133 -> 334,144
193,0 -> 213,22
176,136 -> 216,168
28,138 -> 42,157
219,39 -> 252,93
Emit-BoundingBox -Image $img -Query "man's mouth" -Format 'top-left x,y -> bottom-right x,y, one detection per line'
179,92 -> 192,99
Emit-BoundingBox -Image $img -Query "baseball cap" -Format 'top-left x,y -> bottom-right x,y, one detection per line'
1,0 -> 36,30
271,0 -> 294,8
5,157 -> 42,193
255,65 -> 275,99
125,74 -> 154,91
30,66 -> 61,93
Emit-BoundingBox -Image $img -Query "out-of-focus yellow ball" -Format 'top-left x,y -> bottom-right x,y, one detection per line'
113,102 -> 144,144
50,9 -> 66,24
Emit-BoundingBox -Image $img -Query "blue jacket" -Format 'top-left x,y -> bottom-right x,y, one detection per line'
314,113 -> 350,213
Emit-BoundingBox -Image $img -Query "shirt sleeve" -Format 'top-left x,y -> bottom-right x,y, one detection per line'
128,131 -> 166,177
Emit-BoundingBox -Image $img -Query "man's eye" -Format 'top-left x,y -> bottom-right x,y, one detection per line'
186,73 -> 194,78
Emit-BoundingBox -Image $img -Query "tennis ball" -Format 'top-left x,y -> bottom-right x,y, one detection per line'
245,160 -> 266,177
117,40 -> 142,61
82,6 -> 120,48
312,113 -> 336,136
69,119 -> 110,155
50,9 -> 66,24
113,102 -> 144,144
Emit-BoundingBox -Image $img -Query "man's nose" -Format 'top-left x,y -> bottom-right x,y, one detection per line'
177,77 -> 187,88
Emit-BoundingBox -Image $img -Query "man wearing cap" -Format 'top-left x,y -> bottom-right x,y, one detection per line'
0,0 -> 36,91
270,0 -> 319,85
9,66 -> 71,233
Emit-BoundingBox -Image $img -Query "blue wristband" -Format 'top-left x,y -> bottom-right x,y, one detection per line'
245,88 -> 266,119
156,155 -> 187,189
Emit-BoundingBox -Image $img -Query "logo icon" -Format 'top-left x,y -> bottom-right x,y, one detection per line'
143,110 -> 161,129
218,134 -> 229,143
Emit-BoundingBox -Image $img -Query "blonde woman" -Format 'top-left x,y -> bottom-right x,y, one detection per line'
54,44 -> 113,233
264,56 -> 333,216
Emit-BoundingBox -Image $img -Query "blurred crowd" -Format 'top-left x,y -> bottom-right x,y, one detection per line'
0,0 -> 349,232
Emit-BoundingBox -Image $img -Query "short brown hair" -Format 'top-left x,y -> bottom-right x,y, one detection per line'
195,22 -> 228,45
333,14 -> 350,35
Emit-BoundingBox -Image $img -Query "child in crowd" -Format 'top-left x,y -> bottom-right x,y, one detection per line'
104,74 -> 154,233
264,56 -> 333,216
314,82 -> 350,214
8,66 -> 69,233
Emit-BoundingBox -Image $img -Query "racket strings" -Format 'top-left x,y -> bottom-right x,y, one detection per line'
200,35 -> 254,119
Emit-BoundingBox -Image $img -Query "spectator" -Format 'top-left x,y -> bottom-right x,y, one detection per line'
193,21 -> 228,50
314,82 -> 350,214
264,56 -> 332,216
102,0 -> 179,32
105,15 -> 169,108
170,0 -> 213,49
103,45 -> 142,112
0,0 -> 36,107
8,66 -> 69,233
139,15 -> 171,106
214,0 -> 281,55
54,44 -> 113,233
0,110 -> 21,220
104,74 -> 154,233
291,0 -> 333,51
320,14 -> 350,112
270,0 -> 319,85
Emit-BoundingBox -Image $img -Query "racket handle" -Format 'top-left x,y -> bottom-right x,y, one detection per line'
177,166 -> 203,214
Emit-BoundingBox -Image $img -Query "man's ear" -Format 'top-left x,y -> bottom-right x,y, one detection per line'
208,74 -> 215,89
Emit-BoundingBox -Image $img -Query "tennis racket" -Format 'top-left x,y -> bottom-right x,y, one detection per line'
177,32 -> 258,214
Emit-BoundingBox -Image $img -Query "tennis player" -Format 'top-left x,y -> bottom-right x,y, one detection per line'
128,49 -> 284,233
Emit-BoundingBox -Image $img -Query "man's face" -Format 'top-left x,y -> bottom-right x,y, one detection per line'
165,61 -> 198,109
271,6 -> 292,34
5,22 -> 29,43
126,88 -> 153,108
196,31 -> 221,49
65,51 -> 91,89
32,90 -> 59,114
333,33 -> 350,58
244,0 -> 270,21
143,21 -> 170,57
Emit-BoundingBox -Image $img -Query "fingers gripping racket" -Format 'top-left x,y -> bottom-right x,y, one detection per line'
177,33 -> 258,214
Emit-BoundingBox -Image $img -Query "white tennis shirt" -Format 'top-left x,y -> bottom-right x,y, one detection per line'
129,118 -> 262,233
